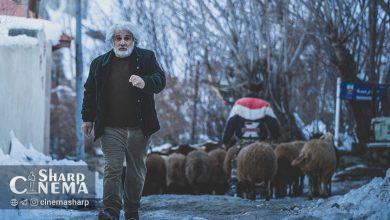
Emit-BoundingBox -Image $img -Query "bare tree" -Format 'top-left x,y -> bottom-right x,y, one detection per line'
300,0 -> 389,143
78,0 -> 389,145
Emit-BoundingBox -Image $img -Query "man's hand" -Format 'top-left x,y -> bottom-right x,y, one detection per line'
81,122 -> 94,138
129,75 -> 145,89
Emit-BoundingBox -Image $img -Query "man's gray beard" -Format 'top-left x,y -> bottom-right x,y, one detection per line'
113,46 -> 134,58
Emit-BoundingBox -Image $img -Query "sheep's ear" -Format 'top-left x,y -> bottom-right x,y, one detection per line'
320,132 -> 333,143
292,154 -> 305,166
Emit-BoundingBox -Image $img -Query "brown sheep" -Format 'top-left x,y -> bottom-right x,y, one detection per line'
223,146 -> 237,178
208,148 -> 228,195
143,153 -> 167,196
272,142 -> 304,198
236,142 -> 277,201
290,140 -> 306,194
160,154 -> 169,169
172,144 -> 196,155
223,143 -> 254,187
291,133 -> 337,199
185,150 -> 212,194
166,153 -> 188,194
223,143 -> 253,178
290,140 -> 306,152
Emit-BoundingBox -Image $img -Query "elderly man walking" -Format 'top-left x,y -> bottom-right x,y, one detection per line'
81,22 -> 166,220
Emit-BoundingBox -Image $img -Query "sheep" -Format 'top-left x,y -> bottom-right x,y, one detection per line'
166,153 -> 188,194
172,144 -> 196,155
142,153 -> 167,196
291,132 -> 337,199
185,149 -> 212,194
236,142 -> 277,201
223,145 -> 237,178
208,148 -> 228,195
290,140 -> 306,152
223,143 -> 253,189
160,154 -> 169,168
320,132 -> 339,167
272,142 -> 304,198
290,140 -> 306,194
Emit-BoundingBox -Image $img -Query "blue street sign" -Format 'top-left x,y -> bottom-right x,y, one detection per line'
340,82 -> 389,101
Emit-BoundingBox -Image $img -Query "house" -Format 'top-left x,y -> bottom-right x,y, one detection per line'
0,14 -> 62,155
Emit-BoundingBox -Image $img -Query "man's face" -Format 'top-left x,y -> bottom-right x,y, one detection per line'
113,29 -> 134,51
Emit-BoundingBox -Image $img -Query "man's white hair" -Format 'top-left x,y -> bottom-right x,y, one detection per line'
105,22 -> 140,46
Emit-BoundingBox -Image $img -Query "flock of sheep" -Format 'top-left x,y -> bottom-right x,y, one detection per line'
142,133 -> 337,201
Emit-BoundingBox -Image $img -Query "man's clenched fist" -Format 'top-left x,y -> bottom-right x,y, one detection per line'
82,122 -> 94,138
129,75 -> 145,89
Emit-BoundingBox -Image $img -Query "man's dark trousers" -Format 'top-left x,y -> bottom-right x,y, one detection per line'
100,126 -> 150,215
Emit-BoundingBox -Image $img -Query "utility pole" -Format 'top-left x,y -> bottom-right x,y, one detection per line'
75,0 -> 85,160
334,77 -> 341,148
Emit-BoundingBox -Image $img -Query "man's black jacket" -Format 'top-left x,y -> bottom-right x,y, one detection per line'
81,47 -> 166,141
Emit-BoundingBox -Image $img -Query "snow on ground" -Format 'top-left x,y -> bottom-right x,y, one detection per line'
141,194 -> 308,220
1,130 -> 85,166
0,208 -> 97,220
0,194 -> 309,220
1,132 -> 387,219
288,169 -> 390,220
149,143 -> 172,154
0,168 -> 385,220
0,131 -> 103,199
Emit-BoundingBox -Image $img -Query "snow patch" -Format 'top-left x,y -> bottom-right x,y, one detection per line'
150,143 -> 172,154
60,47 -> 74,80
0,15 -> 62,44
337,132 -> 354,151
51,85 -> 76,101
293,112 -> 307,139
1,130 -> 85,166
293,114 -> 328,140
0,131 -> 103,199
334,164 -> 368,177
289,168 -> 390,219
0,35 -> 38,46
303,120 -> 327,137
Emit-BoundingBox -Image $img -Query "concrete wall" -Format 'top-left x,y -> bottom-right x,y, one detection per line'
0,30 -> 51,154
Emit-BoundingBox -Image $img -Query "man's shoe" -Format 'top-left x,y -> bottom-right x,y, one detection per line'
226,175 -> 238,197
98,208 -> 119,220
225,184 -> 237,197
125,210 -> 139,220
